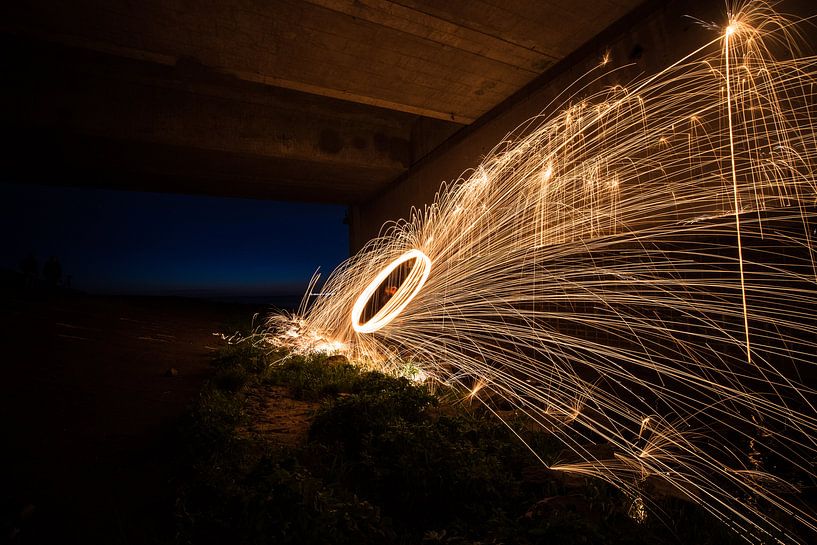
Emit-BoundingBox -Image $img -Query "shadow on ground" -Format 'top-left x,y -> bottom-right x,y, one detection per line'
0,291 -> 262,544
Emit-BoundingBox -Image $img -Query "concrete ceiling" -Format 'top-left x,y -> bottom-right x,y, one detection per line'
1,0 -> 646,204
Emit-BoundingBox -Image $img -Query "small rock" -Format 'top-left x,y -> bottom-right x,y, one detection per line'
164,367 -> 179,377
324,355 -> 349,367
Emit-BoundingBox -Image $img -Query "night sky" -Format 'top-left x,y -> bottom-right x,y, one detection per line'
0,182 -> 349,299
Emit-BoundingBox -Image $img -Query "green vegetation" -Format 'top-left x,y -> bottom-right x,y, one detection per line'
173,341 -> 744,544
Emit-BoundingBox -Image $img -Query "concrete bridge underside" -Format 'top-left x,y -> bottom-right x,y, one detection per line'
2,0 -> 814,252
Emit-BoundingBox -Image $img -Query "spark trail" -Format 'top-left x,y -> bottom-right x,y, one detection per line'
270,2 -> 817,543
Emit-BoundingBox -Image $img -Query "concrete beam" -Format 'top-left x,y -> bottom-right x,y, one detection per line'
1,35 -> 453,203
1,0 -> 643,124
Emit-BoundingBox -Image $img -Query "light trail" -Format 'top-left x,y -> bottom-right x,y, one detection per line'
350,249 -> 432,333
725,18 -> 753,364
268,2 -> 817,543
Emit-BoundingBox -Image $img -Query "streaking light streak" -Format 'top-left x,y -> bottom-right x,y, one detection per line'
270,2 -> 817,543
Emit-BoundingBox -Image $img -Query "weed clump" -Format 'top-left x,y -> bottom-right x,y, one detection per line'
265,355 -> 362,400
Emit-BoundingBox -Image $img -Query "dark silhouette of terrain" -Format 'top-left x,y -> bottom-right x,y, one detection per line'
0,290 -> 262,544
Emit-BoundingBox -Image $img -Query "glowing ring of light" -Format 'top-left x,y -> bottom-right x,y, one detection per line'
351,249 -> 432,333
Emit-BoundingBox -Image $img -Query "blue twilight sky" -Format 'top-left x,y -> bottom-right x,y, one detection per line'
0,182 -> 349,296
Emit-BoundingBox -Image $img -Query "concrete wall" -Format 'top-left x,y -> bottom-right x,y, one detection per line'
350,0 -> 812,250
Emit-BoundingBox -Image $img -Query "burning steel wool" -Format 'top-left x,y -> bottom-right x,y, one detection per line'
269,2 -> 817,543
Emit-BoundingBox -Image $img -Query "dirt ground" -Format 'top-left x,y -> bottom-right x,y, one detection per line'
0,293 -> 263,544
237,385 -> 319,449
